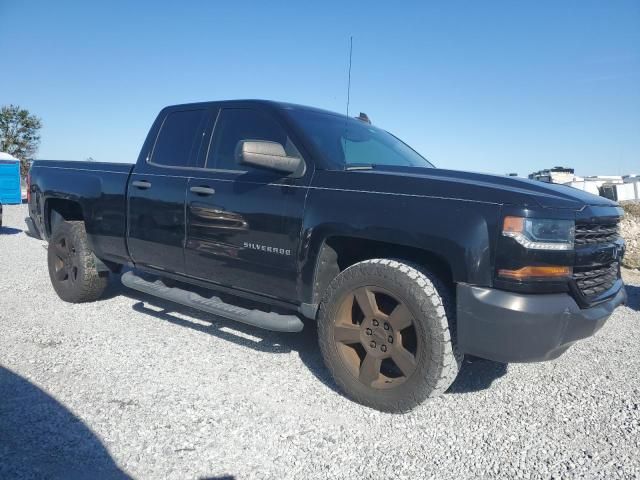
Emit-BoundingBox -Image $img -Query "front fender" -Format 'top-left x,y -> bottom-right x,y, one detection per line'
299,186 -> 500,304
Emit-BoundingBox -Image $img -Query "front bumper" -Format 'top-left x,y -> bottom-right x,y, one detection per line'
456,283 -> 627,363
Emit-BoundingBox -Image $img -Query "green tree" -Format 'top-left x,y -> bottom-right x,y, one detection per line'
0,105 -> 43,178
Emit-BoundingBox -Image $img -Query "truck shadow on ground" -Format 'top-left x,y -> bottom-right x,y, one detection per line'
0,365 -> 130,479
0,226 -> 22,235
107,276 -> 508,399
625,285 -> 639,311
447,356 -> 508,394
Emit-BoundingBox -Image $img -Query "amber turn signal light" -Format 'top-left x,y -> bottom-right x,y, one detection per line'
503,216 -> 524,233
498,265 -> 572,280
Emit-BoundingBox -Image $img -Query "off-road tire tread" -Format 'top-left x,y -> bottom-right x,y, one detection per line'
47,221 -> 108,303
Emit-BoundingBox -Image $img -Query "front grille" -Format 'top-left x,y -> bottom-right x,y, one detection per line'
573,262 -> 619,299
573,218 -> 622,302
574,221 -> 620,245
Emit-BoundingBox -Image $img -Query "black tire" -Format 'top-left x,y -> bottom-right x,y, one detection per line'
317,259 -> 462,412
47,221 -> 108,303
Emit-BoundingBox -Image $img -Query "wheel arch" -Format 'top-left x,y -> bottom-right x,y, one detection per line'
45,197 -> 85,237
303,234 -> 458,317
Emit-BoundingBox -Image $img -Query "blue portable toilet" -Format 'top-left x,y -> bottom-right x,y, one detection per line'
0,152 -> 22,204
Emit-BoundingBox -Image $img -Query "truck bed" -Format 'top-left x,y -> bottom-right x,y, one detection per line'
32,160 -> 134,175
29,160 -> 134,265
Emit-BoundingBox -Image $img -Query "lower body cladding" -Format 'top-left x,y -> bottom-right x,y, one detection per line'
456,283 -> 627,363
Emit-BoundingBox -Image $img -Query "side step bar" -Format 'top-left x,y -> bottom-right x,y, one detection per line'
121,271 -> 304,333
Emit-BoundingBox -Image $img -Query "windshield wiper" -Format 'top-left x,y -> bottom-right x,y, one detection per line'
345,163 -> 375,171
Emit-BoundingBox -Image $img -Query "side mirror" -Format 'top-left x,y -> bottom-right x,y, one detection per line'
236,140 -> 302,174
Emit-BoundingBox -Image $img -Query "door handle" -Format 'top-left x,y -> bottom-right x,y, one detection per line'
190,186 -> 216,196
132,180 -> 152,189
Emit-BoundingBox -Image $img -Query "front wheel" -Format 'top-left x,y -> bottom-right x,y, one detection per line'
317,259 -> 461,412
47,221 -> 109,303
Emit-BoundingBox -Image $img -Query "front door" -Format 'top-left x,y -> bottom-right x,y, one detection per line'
184,107 -> 311,302
127,107 -> 210,274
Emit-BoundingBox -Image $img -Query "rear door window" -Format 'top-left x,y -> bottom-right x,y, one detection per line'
150,109 -> 207,168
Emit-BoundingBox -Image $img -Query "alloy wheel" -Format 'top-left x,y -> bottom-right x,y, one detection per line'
332,286 -> 421,389
52,236 -> 79,285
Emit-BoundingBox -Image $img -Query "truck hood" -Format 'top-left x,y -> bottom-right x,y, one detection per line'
362,165 -> 617,210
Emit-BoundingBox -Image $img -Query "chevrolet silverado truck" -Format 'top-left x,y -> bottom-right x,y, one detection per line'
27,100 -> 627,411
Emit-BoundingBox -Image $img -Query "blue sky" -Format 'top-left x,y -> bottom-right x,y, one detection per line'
1,0 -> 638,176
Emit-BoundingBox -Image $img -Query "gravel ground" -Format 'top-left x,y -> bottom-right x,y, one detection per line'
1,203 -> 639,480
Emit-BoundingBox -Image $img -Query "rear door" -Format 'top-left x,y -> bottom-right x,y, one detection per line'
184,107 -> 312,302
127,107 -> 211,274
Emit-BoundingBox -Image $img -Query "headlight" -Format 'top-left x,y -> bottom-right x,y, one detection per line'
502,216 -> 574,250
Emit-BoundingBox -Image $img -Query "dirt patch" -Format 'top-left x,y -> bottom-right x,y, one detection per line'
620,202 -> 640,270
622,267 -> 640,284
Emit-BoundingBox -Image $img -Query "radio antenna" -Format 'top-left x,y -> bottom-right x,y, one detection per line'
346,36 -> 353,117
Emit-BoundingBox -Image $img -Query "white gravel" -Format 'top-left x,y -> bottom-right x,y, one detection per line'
1,203 -> 639,480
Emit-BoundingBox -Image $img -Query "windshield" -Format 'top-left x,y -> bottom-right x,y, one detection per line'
286,109 -> 434,169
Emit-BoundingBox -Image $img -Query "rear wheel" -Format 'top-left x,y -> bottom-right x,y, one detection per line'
47,221 -> 108,303
318,259 -> 461,412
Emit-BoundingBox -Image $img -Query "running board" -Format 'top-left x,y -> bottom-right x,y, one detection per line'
121,271 -> 304,333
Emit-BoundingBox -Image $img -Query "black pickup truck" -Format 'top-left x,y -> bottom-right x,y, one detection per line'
27,100 -> 627,411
